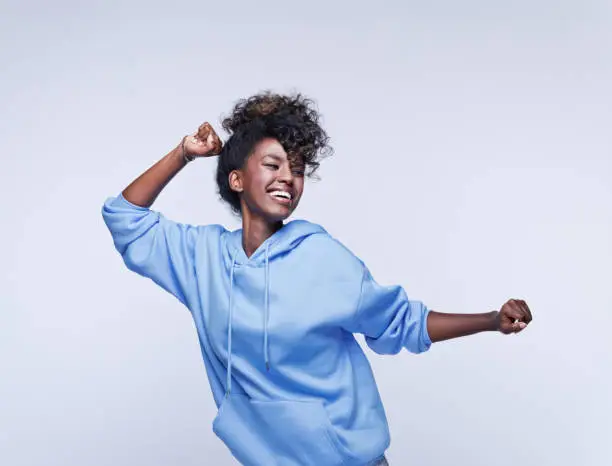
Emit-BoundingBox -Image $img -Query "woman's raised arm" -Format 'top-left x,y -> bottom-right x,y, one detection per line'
101,123 -> 224,308
122,122 -> 222,207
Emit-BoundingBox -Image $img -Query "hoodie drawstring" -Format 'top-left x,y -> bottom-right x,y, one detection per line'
264,243 -> 271,372
225,245 -> 272,397
226,253 -> 237,396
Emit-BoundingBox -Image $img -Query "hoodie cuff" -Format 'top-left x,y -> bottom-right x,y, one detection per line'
421,306 -> 433,350
114,192 -> 150,211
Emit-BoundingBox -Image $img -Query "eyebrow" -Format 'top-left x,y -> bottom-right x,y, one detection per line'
263,153 -> 286,162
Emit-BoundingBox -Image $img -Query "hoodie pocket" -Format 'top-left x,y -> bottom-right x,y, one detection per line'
212,394 -> 346,466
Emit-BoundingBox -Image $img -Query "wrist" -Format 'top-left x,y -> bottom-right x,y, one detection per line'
169,140 -> 190,167
169,144 -> 187,168
488,310 -> 500,332
180,135 -> 197,163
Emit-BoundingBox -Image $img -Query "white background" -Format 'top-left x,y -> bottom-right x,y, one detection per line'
2,1 -> 610,465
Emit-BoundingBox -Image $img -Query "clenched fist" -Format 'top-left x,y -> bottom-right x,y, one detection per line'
182,122 -> 223,159
495,299 -> 533,334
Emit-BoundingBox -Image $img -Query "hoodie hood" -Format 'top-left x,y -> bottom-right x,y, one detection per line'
225,219 -> 326,266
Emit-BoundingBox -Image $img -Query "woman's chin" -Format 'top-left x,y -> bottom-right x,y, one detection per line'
265,211 -> 292,223
264,204 -> 297,222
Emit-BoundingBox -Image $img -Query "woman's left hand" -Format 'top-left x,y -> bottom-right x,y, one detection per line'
495,299 -> 533,334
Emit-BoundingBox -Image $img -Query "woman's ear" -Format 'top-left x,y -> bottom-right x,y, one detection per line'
229,170 -> 244,193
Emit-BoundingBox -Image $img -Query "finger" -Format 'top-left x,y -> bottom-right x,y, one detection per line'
510,320 -> 526,333
518,300 -> 533,323
515,300 -> 531,324
197,122 -> 212,141
509,299 -> 528,322
518,301 -> 532,326
211,132 -> 220,147
211,133 -> 223,154
503,302 -> 523,321
199,123 -> 219,151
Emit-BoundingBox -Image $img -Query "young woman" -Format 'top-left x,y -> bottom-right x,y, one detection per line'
102,93 -> 532,466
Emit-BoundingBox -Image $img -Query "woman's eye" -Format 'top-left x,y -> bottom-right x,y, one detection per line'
265,163 -> 279,170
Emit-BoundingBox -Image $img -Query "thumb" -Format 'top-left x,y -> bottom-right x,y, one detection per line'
512,319 -> 527,333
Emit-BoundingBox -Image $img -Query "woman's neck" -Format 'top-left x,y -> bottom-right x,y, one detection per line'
241,209 -> 283,258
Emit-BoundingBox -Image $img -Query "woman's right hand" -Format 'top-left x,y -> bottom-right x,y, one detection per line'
183,122 -> 223,158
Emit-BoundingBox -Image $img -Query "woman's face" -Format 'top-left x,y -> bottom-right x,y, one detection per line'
231,138 -> 305,222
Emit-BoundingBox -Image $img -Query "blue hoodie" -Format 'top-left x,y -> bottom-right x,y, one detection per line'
102,193 -> 432,466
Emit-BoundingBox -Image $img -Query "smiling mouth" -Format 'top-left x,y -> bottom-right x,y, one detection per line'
268,190 -> 293,206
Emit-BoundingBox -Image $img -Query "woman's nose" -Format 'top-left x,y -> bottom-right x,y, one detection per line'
278,164 -> 293,183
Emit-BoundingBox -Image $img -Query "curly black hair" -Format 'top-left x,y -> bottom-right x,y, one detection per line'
216,92 -> 332,214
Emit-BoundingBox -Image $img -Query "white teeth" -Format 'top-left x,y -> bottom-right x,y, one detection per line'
270,190 -> 292,200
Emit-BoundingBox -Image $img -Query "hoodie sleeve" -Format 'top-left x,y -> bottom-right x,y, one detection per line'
101,193 -> 208,307
350,265 -> 432,355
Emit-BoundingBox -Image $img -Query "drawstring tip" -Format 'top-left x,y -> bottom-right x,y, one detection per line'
265,361 -> 270,372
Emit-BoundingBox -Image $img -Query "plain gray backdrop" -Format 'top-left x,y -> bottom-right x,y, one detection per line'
1,1 -> 610,465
